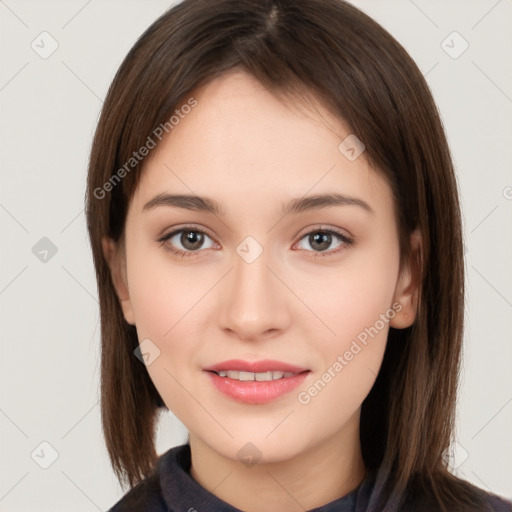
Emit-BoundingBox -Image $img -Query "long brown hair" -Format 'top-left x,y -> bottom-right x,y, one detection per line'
85,0 -> 487,510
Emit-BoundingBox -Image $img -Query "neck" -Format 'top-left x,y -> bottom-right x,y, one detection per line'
188,411 -> 366,512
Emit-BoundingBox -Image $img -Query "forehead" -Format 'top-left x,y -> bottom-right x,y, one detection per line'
131,70 -> 392,220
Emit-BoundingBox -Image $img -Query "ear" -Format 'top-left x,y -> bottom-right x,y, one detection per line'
101,236 -> 136,325
390,228 -> 423,329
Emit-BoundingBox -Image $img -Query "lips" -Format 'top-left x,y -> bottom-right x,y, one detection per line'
203,359 -> 311,404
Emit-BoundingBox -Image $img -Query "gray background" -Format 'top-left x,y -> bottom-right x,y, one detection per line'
0,0 -> 511,510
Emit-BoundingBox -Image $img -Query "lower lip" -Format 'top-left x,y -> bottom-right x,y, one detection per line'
205,371 -> 310,404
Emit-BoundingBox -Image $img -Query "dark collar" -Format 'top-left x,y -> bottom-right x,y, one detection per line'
158,443 -> 374,512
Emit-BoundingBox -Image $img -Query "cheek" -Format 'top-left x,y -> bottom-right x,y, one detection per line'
125,245 -> 205,410
301,241 -> 400,349
294,259 -> 397,434
126,241 -> 207,338
294,236 -> 400,405
124,239 -> 217,381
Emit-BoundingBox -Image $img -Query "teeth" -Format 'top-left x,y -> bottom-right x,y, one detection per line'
216,370 -> 297,381
239,371 -> 257,381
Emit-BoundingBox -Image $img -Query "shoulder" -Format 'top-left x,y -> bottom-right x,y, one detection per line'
455,481 -> 512,512
406,480 -> 512,512
484,492 -> 512,512
105,444 -> 189,512
106,471 -> 168,512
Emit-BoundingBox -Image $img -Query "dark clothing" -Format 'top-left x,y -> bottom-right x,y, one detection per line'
108,444 -> 512,512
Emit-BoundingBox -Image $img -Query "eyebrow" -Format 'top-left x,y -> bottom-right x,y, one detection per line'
142,192 -> 374,216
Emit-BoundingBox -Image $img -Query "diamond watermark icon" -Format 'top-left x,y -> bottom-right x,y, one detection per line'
237,442 -> 262,468
441,31 -> 469,60
134,338 -> 161,366
338,134 -> 365,161
32,237 -> 58,263
31,31 -> 59,59
236,236 -> 263,264
442,441 -> 469,470
31,441 -> 59,469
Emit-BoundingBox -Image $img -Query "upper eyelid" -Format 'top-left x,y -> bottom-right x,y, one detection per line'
294,224 -> 352,240
160,224 -> 214,239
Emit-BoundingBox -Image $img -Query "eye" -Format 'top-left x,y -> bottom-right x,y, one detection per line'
158,225 -> 353,258
158,227 -> 217,257
294,228 -> 353,257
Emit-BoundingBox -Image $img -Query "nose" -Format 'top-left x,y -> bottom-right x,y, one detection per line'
217,246 -> 291,341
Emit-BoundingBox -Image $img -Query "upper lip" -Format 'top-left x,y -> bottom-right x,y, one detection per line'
204,359 -> 309,374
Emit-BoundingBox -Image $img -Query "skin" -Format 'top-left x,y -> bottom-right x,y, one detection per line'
103,70 -> 421,512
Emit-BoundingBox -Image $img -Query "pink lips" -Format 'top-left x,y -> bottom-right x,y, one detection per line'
203,359 -> 310,404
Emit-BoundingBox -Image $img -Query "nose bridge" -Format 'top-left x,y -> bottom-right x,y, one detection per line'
218,238 -> 289,338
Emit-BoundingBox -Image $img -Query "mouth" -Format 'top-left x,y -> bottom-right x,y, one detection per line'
203,359 -> 311,404
208,370 -> 306,381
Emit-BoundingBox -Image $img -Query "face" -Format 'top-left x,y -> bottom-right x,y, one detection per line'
106,70 -> 418,464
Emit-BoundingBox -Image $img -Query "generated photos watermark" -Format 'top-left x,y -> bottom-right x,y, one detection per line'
93,97 -> 198,200
297,301 -> 403,405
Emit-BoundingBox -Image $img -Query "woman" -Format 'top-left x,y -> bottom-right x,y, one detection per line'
85,0 -> 512,510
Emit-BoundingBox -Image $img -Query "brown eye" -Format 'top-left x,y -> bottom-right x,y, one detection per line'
295,228 -> 353,256
159,228 -> 216,256
180,230 -> 205,251
309,232 -> 333,251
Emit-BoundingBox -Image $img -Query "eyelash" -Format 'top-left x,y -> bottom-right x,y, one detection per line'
157,225 -> 354,259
